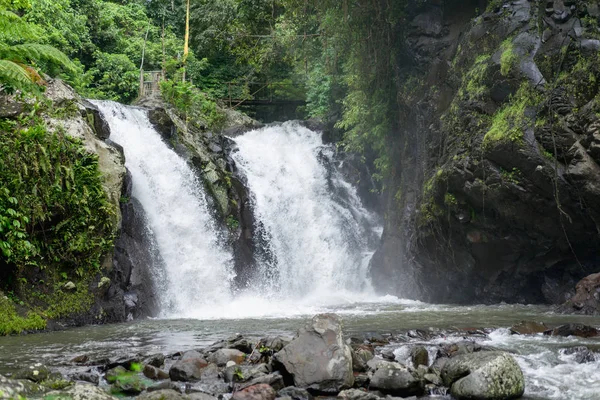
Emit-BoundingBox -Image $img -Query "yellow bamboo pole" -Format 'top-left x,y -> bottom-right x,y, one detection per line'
183,0 -> 190,82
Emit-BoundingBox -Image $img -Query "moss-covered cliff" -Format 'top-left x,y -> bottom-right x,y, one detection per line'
371,0 -> 600,304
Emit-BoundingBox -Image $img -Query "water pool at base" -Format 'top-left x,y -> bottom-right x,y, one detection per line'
1,301 -> 600,399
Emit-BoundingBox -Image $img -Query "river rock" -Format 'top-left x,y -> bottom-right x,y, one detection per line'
352,347 -> 374,372
559,273 -> 600,315
237,373 -> 285,391
368,362 -> 421,397
12,364 -> 52,382
207,348 -> 246,366
224,364 -> 269,383
71,372 -> 100,384
232,383 -> 276,400
338,388 -> 381,400
550,323 -> 599,338
274,313 -> 354,392
441,351 -> 524,400
0,375 -> 47,398
45,383 -> 117,400
138,389 -> 186,400
277,386 -> 314,400
145,353 -> 166,368
144,364 -> 170,380
509,321 -> 548,335
409,346 -> 429,367
561,346 -> 597,363
112,374 -> 149,394
169,351 -> 209,381
147,380 -> 184,393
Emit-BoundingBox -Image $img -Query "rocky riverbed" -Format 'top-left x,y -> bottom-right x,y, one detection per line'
1,313 -> 599,400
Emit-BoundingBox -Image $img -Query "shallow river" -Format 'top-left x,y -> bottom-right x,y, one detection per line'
1,300 -> 600,399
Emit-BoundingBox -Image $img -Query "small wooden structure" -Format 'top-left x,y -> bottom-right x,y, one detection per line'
139,70 -> 164,98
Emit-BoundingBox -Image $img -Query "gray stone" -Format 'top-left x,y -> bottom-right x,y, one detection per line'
45,383 -> 117,400
274,313 -> 354,392
0,375 -> 47,398
138,389 -> 187,400
169,351 -> 209,381
71,372 -> 100,385
277,386 -> 313,400
232,383 -> 276,400
207,348 -> 246,366
144,364 -> 170,380
369,362 -> 421,397
112,373 -> 148,395
352,347 -> 374,372
338,388 -> 381,400
409,346 -> 429,368
441,352 -> 524,400
236,373 -> 284,391
12,364 -> 52,382
144,353 -> 166,368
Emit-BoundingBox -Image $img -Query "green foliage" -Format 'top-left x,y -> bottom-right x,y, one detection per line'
0,295 -> 46,335
500,39 -> 518,76
459,54 -> 490,100
88,52 -> 138,102
226,215 -> 239,230
483,83 -> 541,148
0,4 -> 76,92
160,79 -> 226,130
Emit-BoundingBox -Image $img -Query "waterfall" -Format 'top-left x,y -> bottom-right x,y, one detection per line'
93,101 -> 234,318
231,122 -> 381,303
94,102 -> 382,318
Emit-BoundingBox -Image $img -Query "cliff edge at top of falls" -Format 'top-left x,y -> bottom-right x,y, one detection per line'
370,0 -> 600,307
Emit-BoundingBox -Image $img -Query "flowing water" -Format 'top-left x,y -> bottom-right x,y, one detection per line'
1,106 -> 599,399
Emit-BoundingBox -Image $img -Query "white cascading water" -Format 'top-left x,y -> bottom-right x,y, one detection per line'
93,101 -> 235,318
231,121 -> 382,303
93,103 -> 383,318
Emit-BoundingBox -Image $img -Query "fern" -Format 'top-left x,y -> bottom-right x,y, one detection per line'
0,59 -> 32,88
0,8 -> 74,91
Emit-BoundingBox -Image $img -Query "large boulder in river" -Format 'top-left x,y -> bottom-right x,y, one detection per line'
274,313 -> 354,393
441,352 -> 524,400
368,362 -> 421,396
0,375 -> 47,398
559,272 -> 600,315
169,351 -> 209,381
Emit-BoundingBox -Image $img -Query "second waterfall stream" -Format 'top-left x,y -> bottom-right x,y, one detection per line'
94,101 -> 383,319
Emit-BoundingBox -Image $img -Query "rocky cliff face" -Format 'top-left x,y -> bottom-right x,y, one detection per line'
371,0 -> 600,304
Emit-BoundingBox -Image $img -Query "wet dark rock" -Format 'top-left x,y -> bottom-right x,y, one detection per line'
186,381 -> 231,397
107,354 -> 144,370
169,351 -> 209,382
274,314 -> 354,393
147,380 -> 185,393
229,338 -> 254,354
550,323 -> 599,338
71,372 -> 100,385
379,348 -> 396,361
441,352 -> 524,400
353,374 -> 369,388
338,388 -> 381,400
558,273 -> 600,315
12,364 -> 52,382
409,346 -> 429,368
561,346 -> 596,363
352,347 -> 374,372
187,392 -> 219,400
232,383 -> 277,400
277,386 -> 314,400
429,357 -> 448,375
144,364 -> 170,380
368,362 -> 421,397
236,373 -> 285,391
509,321 -> 549,335
145,354 -> 166,368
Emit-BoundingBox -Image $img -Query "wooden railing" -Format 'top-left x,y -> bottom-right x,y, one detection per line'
139,70 -> 164,98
